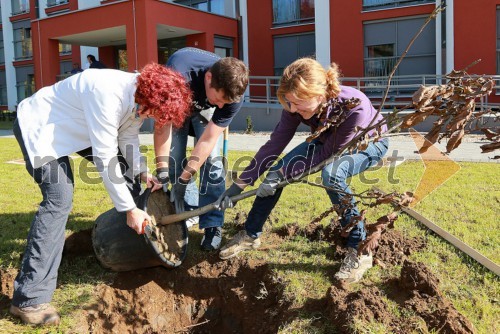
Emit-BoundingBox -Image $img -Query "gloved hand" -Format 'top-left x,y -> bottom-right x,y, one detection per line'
257,169 -> 284,198
156,167 -> 170,192
214,183 -> 244,211
170,177 -> 189,214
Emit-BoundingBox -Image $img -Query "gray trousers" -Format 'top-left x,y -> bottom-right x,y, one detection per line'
13,119 -> 74,307
12,120 -> 139,307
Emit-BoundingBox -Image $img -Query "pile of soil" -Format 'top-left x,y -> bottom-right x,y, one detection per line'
325,260 -> 475,333
275,220 -> 426,264
83,256 -> 290,333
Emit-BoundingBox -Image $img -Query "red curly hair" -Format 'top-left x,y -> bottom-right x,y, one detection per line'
135,63 -> 192,128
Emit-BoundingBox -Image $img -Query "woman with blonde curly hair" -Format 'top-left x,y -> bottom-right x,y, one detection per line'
10,63 -> 191,325
216,58 -> 389,283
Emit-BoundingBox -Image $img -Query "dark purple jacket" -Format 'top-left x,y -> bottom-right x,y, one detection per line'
239,85 -> 386,185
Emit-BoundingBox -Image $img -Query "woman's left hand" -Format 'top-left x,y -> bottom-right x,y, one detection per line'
140,172 -> 162,192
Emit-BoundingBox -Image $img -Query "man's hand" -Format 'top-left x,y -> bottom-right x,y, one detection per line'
126,207 -> 152,234
257,170 -> 284,198
140,172 -> 162,192
170,177 -> 189,213
155,167 -> 170,192
214,183 -> 244,211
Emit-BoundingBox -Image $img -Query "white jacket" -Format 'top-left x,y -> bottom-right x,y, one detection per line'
17,69 -> 147,212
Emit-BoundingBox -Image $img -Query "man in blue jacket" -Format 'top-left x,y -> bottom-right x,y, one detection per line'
154,48 -> 249,251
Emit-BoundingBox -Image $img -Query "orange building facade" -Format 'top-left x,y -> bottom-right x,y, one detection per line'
1,0 -> 499,110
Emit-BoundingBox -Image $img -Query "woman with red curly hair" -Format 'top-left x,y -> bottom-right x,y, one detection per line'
10,62 -> 191,326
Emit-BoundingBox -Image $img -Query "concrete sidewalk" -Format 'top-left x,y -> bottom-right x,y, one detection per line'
139,132 -> 499,163
1,129 -> 497,162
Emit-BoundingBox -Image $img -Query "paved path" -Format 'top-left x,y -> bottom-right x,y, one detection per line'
138,132 -> 499,163
1,130 -> 497,162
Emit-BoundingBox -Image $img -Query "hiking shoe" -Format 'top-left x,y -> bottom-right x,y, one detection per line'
185,215 -> 199,228
219,230 -> 261,260
334,247 -> 373,283
200,227 -> 222,251
10,303 -> 60,326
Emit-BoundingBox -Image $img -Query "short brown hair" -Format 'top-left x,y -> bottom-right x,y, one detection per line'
209,57 -> 249,103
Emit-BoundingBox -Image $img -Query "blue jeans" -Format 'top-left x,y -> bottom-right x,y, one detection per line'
168,113 -> 225,229
245,138 -> 389,249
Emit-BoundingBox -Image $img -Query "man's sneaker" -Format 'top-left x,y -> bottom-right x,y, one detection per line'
334,247 -> 373,283
200,227 -> 222,251
10,303 -> 60,326
219,230 -> 261,260
185,215 -> 199,228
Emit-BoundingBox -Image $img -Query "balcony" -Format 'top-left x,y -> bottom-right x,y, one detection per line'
363,0 -> 435,11
11,0 -> 30,15
47,0 -> 69,7
364,56 -> 398,78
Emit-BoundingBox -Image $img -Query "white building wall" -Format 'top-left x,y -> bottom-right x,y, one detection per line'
2,1 -> 17,109
315,0 -> 331,68
239,0 -> 249,98
78,0 -> 100,68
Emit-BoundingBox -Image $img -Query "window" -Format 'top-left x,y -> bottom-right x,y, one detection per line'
364,18 -> 435,78
174,0 -> 225,15
0,71 -> 6,106
11,0 -> 30,15
16,74 -> 35,102
59,43 -> 72,55
0,36 -> 4,64
363,0 -> 435,11
0,85 -> 7,105
47,0 -> 69,7
274,33 -> 315,76
272,0 -> 314,26
214,36 -> 233,57
13,27 -> 33,60
365,44 -> 396,77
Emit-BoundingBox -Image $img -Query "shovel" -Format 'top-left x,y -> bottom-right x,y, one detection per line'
158,188 -> 259,226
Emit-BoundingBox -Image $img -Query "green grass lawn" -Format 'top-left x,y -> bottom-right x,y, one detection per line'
0,137 -> 498,333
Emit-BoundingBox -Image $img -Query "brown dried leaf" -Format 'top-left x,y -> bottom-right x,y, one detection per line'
376,212 -> 399,226
480,142 -> 500,153
481,79 -> 495,93
357,230 -> 382,256
412,85 -> 441,109
398,192 -> 414,207
446,129 -> 465,153
480,128 -> 499,141
369,193 -> 397,207
401,110 -> 433,128
420,119 -> 445,153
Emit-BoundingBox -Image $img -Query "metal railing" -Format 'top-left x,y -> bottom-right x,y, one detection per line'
364,56 -> 398,77
245,74 -> 500,111
362,0 -> 435,11
47,0 -> 69,7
